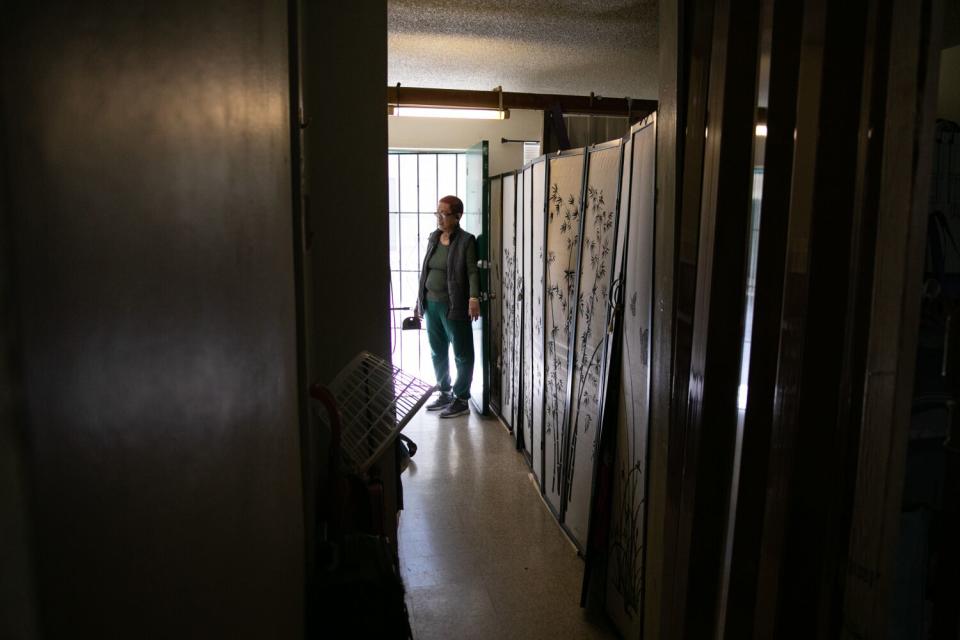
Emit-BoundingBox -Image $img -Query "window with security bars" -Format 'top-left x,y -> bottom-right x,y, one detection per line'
388,151 -> 468,380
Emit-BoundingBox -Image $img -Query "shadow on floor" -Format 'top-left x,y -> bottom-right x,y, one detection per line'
398,407 -> 618,640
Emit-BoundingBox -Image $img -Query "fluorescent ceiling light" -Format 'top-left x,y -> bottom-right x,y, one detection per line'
755,124 -> 768,136
390,106 -> 508,120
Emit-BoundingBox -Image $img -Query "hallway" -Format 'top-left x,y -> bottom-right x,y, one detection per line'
398,407 -> 618,639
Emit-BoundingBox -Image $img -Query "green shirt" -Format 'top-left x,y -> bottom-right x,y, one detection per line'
425,243 -> 449,301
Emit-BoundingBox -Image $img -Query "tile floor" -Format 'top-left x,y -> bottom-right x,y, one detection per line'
397,404 -> 619,640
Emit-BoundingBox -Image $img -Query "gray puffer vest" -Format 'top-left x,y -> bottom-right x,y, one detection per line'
416,226 -> 476,322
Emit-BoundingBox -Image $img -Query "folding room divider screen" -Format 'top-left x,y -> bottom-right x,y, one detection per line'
531,158 -> 547,485
500,173 -> 518,429
604,116 -> 656,638
543,149 -> 587,516
487,118 -> 657,622
563,139 -> 625,549
512,170 -> 525,439
521,165 -> 534,460
489,175 -> 503,413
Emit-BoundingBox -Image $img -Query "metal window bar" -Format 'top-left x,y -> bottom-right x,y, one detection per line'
316,351 -> 436,474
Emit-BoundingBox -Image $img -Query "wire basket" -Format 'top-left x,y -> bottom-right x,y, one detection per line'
317,351 -> 435,473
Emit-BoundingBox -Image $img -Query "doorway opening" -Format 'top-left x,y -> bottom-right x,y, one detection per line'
388,150 -> 468,383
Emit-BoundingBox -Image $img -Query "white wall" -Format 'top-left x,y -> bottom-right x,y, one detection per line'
939,45 -> 960,122
388,108 -> 543,176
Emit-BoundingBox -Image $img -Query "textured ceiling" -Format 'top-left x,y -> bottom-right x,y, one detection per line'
388,0 -> 659,100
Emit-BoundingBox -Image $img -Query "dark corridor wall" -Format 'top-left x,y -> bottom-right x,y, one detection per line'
1,1 -> 304,636
300,1 -> 390,386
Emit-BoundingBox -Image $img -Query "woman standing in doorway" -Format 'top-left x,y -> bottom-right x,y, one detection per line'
416,195 -> 480,418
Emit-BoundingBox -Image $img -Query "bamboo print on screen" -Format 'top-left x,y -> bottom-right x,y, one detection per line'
531,159 -> 547,483
605,118 -> 656,640
543,152 -> 585,513
563,141 -> 623,548
500,174 -> 517,428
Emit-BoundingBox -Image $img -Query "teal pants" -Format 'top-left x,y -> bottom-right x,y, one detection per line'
424,299 -> 474,399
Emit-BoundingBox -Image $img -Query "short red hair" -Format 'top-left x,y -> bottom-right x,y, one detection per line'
439,195 -> 463,215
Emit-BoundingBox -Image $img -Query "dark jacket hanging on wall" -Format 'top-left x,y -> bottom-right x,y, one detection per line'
416,227 -> 477,322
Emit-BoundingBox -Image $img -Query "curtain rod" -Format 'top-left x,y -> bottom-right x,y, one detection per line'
387,86 -> 657,117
